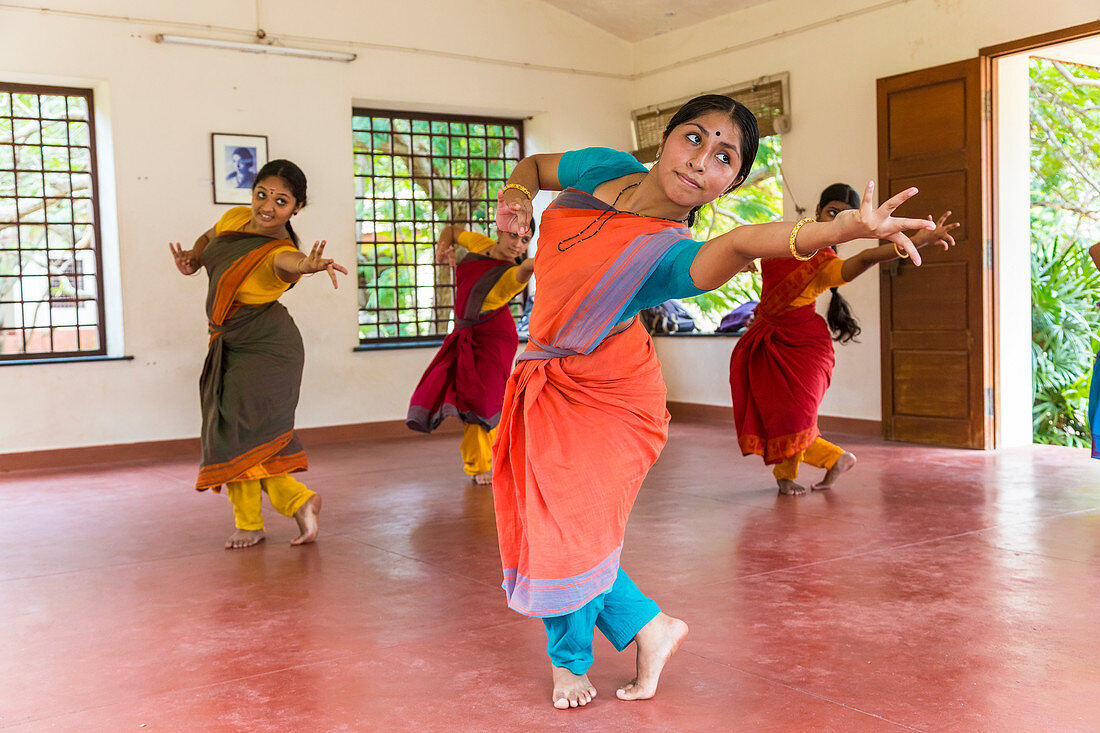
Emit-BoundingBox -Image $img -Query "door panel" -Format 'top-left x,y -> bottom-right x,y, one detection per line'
877,58 -> 991,448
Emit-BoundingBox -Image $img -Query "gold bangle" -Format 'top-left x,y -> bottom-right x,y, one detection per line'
503,182 -> 532,199
788,217 -> 816,261
893,242 -> 910,259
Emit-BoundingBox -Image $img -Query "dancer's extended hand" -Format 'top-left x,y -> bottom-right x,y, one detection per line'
496,187 -> 533,236
435,239 -> 457,267
169,242 -> 200,275
298,240 -> 349,289
832,182 -> 936,266
911,211 -> 960,251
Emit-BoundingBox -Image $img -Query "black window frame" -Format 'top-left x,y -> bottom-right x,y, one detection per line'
0,82 -> 107,362
352,107 -> 525,348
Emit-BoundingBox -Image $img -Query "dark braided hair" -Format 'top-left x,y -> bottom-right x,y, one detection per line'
660,94 -> 760,227
817,183 -> 862,344
253,159 -> 308,249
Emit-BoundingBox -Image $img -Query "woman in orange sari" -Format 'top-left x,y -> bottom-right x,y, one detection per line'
170,159 -> 347,549
730,183 -> 957,496
492,95 -> 936,710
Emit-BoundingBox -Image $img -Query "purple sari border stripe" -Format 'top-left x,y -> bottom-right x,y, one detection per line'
500,545 -> 623,617
553,228 -> 686,354
558,234 -> 649,340
547,187 -> 611,212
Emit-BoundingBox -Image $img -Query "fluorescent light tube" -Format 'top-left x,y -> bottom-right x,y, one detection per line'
155,34 -> 356,62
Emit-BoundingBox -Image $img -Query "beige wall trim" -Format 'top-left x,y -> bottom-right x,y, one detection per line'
0,419 -> 461,473
667,401 -> 882,437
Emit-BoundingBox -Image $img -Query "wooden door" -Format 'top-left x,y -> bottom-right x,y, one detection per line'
877,58 -> 992,448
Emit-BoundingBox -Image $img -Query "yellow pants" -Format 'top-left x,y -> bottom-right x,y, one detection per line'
772,437 -> 845,481
226,474 -> 314,530
460,423 -> 496,476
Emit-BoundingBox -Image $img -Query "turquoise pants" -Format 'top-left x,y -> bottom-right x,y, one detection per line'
542,568 -> 660,675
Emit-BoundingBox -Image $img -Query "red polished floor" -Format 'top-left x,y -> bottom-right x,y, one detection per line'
2,420 -> 1098,731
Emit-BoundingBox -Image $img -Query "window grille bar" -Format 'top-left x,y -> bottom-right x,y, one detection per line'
0,82 -> 106,360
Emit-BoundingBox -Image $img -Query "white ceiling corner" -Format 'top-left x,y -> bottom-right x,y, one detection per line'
537,0 -> 772,42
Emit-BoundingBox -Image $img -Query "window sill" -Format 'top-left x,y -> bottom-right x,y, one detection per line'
355,340 -> 445,352
355,336 -> 530,352
651,331 -> 744,338
0,355 -> 135,367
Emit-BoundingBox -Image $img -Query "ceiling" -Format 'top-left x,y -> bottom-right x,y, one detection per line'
538,0 -> 773,42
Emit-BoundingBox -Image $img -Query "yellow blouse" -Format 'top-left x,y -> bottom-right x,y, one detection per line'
215,206 -> 297,305
456,230 -> 527,312
456,230 -> 495,254
789,258 -> 848,308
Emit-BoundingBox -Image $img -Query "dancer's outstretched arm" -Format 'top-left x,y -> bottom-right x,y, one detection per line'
688,182 -> 936,290
168,227 -> 217,275
839,211 -> 959,282
273,240 -> 348,289
515,257 -> 536,284
495,154 -> 563,236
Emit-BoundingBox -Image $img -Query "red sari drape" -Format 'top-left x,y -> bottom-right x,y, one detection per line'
407,254 -> 520,432
730,250 -> 838,464
493,189 -> 693,618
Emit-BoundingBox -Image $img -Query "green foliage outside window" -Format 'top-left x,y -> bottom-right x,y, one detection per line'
353,112 -> 521,343
1029,58 -> 1100,445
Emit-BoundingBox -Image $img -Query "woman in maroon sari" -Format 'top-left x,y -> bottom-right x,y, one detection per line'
407,224 -> 534,484
730,183 -> 957,495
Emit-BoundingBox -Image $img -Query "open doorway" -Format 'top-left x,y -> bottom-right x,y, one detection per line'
994,34 -> 1100,448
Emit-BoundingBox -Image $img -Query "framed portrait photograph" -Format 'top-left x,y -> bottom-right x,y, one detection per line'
211,133 -> 269,204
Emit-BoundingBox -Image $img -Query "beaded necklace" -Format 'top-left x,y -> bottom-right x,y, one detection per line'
557,177 -> 690,252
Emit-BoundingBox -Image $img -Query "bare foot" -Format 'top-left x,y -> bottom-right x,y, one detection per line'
291,494 -> 322,546
472,470 -> 492,486
551,665 -> 597,710
225,528 -> 265,550
776,478 -> 808,496
616,612 -> 688,701
812,452 -> 857,491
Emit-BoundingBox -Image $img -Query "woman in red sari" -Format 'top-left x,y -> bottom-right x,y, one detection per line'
731,183 -> 957,496
407,223 -> 534,484
491,96 -> 936,710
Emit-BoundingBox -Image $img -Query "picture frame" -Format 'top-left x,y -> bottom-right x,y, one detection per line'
211,133 -> 269,204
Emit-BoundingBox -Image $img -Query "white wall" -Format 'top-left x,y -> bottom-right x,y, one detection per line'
633,0 -> 1099,421
0,0 -> 632,454
995,53 -> 1033,448
3,0 -> 1097,453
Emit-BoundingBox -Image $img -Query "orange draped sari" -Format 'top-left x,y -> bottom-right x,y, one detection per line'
493,189 -> 693,617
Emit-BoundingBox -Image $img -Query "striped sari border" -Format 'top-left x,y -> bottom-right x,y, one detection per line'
552,227 -> 686,355
501,545 -> 622,617
196,430 -> 297,490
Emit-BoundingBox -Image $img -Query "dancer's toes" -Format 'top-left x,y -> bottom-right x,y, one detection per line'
812,451 -> 857,491
617,612 -> 688,701
225,528 -> 264,549
472,470 -> 493,485
291,494 -> 322,546
551,666 -> 597,710
776,478 -> 808,496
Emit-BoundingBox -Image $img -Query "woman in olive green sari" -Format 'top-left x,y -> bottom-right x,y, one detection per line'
170,159 -> 346,549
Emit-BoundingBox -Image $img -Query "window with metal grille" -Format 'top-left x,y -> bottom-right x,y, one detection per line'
353,109 -> 524,346
631,73 -> 790,162
0,83 -> 105,361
